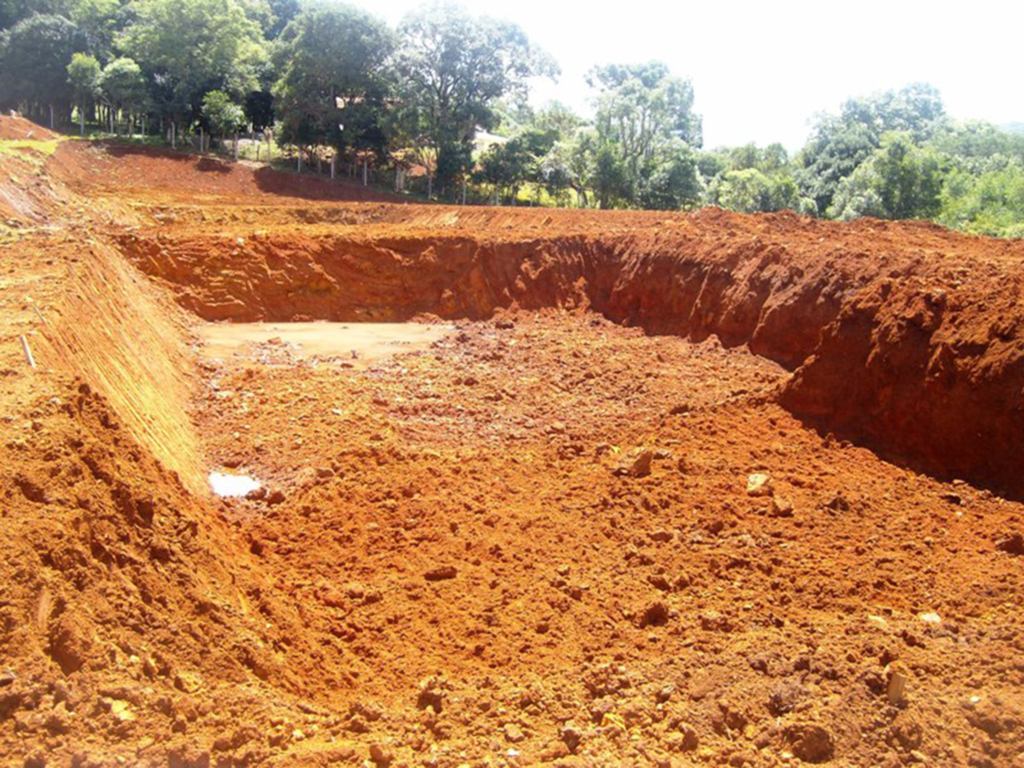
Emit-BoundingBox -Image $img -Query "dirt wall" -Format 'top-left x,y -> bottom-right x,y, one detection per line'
115,216 -> 1024,495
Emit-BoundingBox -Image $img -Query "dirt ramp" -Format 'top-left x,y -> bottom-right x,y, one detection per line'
39,238 -> 207,495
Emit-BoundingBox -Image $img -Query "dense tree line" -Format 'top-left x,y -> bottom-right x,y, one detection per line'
1,0 -> 1022,236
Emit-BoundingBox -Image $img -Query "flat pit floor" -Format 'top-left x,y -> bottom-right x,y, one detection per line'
190,310 -> 1022,765
198,321 -> 453,368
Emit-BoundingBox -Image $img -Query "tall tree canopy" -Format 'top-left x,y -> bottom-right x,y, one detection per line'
119,0 -> 266,121
590,61 -> 702,170
797,83 -> 946,213
0,13 -> 84,116
395,1 -> 556,197
272,1 -> 393,156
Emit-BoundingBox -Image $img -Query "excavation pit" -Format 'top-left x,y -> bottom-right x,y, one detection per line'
3,136 -> 1024,766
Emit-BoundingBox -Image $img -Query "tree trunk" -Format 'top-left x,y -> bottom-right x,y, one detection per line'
171,122 -> 176,149
233,133 -> 239,162
330,156 -> 336,179
49,104 -> 54,129
362,159 -> 368,186
297,150 -> 302,173
199,127 -> 204,153
427,172 -> 433,200
79,106 -> 84,136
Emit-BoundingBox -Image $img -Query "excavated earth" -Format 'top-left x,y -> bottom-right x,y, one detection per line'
1,118 -> 1023,767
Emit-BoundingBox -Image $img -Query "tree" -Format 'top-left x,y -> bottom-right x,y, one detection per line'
538,127 -> 596,208
590,61 -> 702,173
67,51 -> 100,134
272,1 -> 393,166
244,89 -> 274,132
101,57 -> 146,134
829,132 -> 944,221
637,140 -> 702,210
476,139 -> 525,204
396,2 -> 556,198
592,143 -> 631,208
0,0 -> 69,30
797,83 -> 946,214
586,61 -> 702,209
68,0 -> 123,61
938,161 -> 1024,237
0,14 -> 84,124
120,0 -> 266,133
202,89 -> 244,148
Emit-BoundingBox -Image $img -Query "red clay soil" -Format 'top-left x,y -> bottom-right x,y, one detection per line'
1,126 -> 1023,767
50,141 -> 411,206
0,114 -> 59,141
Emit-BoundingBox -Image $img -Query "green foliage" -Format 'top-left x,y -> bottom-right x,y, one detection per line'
797,83 -> 946,214
272,1 -> 392,154
120,0 -> 266,117
202,90 -> 244,139
592,143 -> 631,208
938,162 -> 1024,237
101,56 -> 145,110
637,140 -> 702,210
68,0 -> 123,59
0,13 -> 84,112
476,138 -> 532,201
395,1 -> 556,197
710,168 -> 792,214
244,89 -> 273,132
0,0 -> 70,29
67,51 -> 101,103
829,132 -> 944,221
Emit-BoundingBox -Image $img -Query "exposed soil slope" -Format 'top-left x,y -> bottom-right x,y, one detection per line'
115,204 -> 1024,495
1,131 -> 1022,767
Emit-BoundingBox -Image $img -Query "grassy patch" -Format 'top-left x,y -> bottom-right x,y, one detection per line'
0,139 -> 62,158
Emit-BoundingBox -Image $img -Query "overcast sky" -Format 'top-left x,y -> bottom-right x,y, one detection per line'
352,0 -> 1023,150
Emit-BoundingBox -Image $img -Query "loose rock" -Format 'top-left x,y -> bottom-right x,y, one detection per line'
615,447 -> 653,478
746,473 -> 772,497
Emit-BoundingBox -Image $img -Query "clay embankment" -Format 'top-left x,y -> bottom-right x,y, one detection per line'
115,213 -> 1024,495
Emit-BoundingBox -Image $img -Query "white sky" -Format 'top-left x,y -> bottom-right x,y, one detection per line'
355,0 -> 1024,150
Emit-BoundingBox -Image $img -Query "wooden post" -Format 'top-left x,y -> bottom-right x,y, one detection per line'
330,156 -> 336,179
234,133 -> 239,162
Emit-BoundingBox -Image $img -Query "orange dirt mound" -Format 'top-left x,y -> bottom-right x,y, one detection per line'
1,125 -> 1023,766
0,113 -> 59,140
51,141 -> 412,205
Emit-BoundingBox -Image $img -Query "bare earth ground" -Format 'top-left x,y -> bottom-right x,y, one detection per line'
1,120 -> 1023,767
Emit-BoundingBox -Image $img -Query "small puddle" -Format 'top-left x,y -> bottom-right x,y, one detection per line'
198,321 -> 453,368
209,472 -> 261,498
